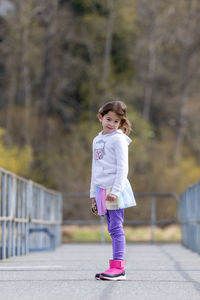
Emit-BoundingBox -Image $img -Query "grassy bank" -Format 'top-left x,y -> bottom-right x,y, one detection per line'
62,224 -> 181,243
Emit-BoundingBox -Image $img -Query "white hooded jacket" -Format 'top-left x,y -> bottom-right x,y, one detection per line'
90,129 -> 132,198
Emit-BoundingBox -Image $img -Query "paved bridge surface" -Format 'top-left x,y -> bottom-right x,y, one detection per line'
0,243 -> 200,300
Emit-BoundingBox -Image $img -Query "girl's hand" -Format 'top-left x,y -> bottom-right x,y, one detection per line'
91,198 -> 96,204
91,198 -> 98,215
106,193 -> 117,202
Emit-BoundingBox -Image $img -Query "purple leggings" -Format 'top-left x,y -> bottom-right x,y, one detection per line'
106,209 -> 125,260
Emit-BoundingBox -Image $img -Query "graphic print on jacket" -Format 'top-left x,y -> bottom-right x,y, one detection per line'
94,139 -> 106,160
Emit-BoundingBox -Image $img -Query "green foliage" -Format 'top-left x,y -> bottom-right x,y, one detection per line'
0,0 -> 200,222
62,225 -> 181,243
68,0 -> 108,16
164,156 -> 200,194
111,33 -> 132,75
71,43 -> 91,63
131,126 -> 200,194
0,128 -> 33,177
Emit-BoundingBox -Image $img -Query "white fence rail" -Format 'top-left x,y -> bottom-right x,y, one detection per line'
178,180 -> 200,254
63,193 -> 179,243
0,168 -> 62,260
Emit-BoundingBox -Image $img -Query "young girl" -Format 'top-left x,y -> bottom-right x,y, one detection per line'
90,100 -> 136,281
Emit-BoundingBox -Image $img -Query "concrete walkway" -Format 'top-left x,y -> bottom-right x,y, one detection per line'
0,243 -> 200,300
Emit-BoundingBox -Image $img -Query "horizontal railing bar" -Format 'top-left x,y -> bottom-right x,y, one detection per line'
31,219 -> 62,225
0,217 -> 13,221
124,219 -> 178,225
0,168 -> 60,196
180,221 -> 200,225
31,182 -> 61,196
63,193 -> 179,200
62,219 -> 179,226
14,218 -> 29,223
63,220 -> 103,225
0,217 -> 61,224
0,167 -> 28,183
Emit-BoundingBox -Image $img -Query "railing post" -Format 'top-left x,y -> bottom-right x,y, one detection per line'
7,175 -> 12,258
50,194 -> 55,248
179,179 -> 200,255
197,182 -> 200,254
38,189 -> 44,249
11,176 -> 17,257
59,194 -> 63,246
44,192 -> 47,249
16,179 -> 21,256
0,168 -> 62,260
151,197 -> 156,243
100,216 -> 105,244
1,173 -> 7,259
26,180 -> 32,254
21,181 -> 26,255
55,194 -> 62,247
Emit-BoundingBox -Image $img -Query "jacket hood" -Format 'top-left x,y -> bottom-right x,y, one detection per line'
99,129 -> 132,145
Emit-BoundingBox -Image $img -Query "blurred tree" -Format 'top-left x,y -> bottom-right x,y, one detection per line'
101,0 -> 115,93
0,0 -> 199,221
0,127 -> 33,176
172,0 -> 200,162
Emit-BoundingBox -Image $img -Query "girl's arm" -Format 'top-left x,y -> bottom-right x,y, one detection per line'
90,142 -> 96,198
106,193 -> 117,201
111,135 -> 129,197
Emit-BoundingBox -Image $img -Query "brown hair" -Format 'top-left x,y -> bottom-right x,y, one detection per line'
98,101 -> 131,135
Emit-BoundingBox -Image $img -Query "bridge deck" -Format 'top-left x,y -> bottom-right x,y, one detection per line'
0,243 -> 200,300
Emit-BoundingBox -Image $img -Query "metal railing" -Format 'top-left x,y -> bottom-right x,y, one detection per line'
63,193 -> 179,243
178,180 -> 200,254
0,168 -> 62,260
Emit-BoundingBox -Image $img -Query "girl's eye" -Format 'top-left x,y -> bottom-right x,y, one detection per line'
115,120 -> 119,123
107,118 -> 111,121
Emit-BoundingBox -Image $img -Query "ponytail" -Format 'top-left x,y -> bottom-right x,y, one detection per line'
119,117 -> 132,135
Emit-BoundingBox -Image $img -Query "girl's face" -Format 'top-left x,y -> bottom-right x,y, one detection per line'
98,111 -> 121,135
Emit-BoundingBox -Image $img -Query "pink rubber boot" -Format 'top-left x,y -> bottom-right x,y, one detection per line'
95,263 -> 109,280
95,272 -> 102,280
99,260 -> 126,281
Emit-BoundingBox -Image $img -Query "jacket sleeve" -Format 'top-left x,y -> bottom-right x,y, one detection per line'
111,135 -> 129,197
90,142 -> 96,198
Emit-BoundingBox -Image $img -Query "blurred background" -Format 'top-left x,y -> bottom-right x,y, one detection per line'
0,0 -> 200,242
